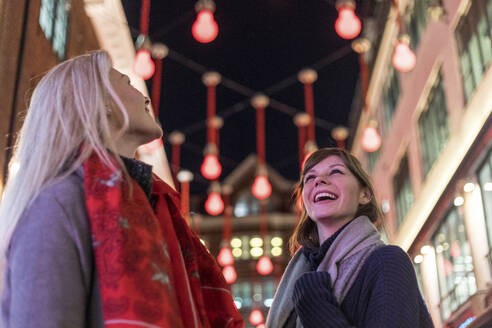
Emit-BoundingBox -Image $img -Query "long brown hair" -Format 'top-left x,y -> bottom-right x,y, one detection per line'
289,147 -> 383,254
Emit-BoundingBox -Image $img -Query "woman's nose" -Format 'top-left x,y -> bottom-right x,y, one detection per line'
314,175 -> 327,186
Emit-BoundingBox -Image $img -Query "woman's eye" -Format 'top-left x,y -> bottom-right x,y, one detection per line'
330,169 -> 343,175
304,175 -> 315,183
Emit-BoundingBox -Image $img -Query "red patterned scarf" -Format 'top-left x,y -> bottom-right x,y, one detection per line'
83,153 -> 243,328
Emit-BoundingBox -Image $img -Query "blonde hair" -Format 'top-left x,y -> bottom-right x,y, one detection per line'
0,50 -> 129,293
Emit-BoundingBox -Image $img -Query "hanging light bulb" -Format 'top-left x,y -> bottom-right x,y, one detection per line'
334,0 -> 361,40
256,255 -> 273,275
392,36 -> 416,72
192,0 -> 219,43
249,309 -> 264,326
217,246 -> 234,266
252,175 -> 272,200
222,265 -> 237,284
360,122 -> 382,152
201,153 -> 222,180
133,49 -> 155,80
205,191 -> 224,216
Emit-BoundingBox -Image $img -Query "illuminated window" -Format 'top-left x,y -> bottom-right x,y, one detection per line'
382,67 -> 400,134
393,156 -> 414,226
405,0 -> 429,50
367,148 -> 380,173
432,208 -> 476,320
234,191 -> 259,217
232,279 -> 277,309
478,149 -> 492,256
455,0 -> 492,103
39,0 -> 71,60
418,73 -> 449,176
230,235 -> 284,261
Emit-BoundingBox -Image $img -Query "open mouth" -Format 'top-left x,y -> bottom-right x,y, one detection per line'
314,192 -> 338,203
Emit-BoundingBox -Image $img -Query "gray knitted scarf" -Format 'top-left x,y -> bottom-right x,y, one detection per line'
266,216 -> 384,328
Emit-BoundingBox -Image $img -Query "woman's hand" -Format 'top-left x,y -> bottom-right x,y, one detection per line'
292,271 -> 338,306
292,271 -> 353,328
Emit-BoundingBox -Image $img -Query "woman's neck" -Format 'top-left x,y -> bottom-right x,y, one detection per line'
317,216 -> 353,244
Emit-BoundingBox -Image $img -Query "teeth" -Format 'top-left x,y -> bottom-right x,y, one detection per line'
315,192 -> 337,202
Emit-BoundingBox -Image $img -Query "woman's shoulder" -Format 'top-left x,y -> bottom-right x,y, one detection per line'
362,244 -> 415,277
13,170 -> 87,244
36,169 -> 85,207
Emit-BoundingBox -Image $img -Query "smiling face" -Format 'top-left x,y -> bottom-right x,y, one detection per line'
301,155 -> 371,237
108,68 -> 163,145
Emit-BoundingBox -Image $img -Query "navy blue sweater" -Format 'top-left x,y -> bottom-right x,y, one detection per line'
292,243 -> 434,327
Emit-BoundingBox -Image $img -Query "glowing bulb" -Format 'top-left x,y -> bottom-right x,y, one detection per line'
420,245 -> 432,255
463,183 -> 475,193
222,265 -> 237,284
335,7 -> 361,39
232,248 -> 242,257
231,237 -> 242,248
392,41 -> 416,72
454,196 -> 464,207
251,175 -> 272,200
256,255 -> 273,275
414,254 -> 423,264
133,49 -> 155,80
205,192 -> 224,215
217,247 -> 234,266
249,309 -> 264,326
271,237 -> 283,247
192,10 -> 219,43
271,247 -> 282,257
201,154 -> 222,180
250,247 -> 263,258
360,126 -> 381,152
250,237 -> 263,248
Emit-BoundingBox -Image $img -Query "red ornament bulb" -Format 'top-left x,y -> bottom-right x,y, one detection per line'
360,126 -> 382,152
222,265 -> 237,284
249,309 -> 264,326
335,7 -> 361,40
251,175 -> 272,200
205,191 -> 224,216
192,10 -> 219,43
201,154 -> 222,180
133,49 -> 155,80
256,255 -> 273,275
392,41 -> 416,72
217,247 -> 234,266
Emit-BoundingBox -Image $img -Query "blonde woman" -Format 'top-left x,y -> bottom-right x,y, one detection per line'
0,51 -> 242,328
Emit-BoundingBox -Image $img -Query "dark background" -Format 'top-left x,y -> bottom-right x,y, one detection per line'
122,0 -> 364,195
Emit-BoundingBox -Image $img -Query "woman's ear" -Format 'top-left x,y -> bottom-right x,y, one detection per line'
359,187 -> 371,205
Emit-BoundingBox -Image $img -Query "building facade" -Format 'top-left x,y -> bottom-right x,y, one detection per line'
351,0 -> 492,327
0,0 -> 101,193
195,155 -> 297,327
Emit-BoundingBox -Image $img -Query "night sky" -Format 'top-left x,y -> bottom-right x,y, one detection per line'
122,0 -> 361,195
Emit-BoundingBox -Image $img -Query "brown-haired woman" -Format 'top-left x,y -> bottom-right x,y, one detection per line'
266,148 -> 434,328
